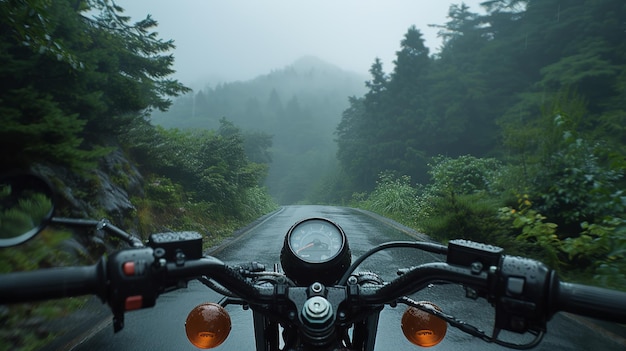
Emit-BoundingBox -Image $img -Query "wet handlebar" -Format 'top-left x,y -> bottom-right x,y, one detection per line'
1,241 -> 626,335
0,247 -> 272,307
358,262 -> 489,303
554,281 -> 626,323
162,258 -> 275,304
0,263 -> 106,303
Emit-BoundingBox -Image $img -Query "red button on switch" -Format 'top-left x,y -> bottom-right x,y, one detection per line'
122,261 -> 135,276
125,295 -> 143,310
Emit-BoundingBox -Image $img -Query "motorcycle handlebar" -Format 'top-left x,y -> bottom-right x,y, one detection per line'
2,246 -> 626,331
360,254 -> 626,328
0,262 -> 107,303
554,281 -> 626,323
358,262 -> 489,304
0,249 -> 273,308
163,257 -> 275,304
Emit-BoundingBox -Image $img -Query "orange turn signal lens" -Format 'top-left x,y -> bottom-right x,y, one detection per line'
185,302 -> 231,349
401,302 -> 447,347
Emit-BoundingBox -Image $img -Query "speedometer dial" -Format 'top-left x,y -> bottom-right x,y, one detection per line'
288,219 -> 344,263
280,218 -> 351,286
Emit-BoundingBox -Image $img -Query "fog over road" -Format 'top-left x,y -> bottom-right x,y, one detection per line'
69,206 -> 623,350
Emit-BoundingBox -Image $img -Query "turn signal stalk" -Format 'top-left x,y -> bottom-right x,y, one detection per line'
401,302 -> 447,347
185,303 -> 231,349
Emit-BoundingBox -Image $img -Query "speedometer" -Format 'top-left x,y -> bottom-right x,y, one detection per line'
280,218 -> 351,286
288,218 -> 344,263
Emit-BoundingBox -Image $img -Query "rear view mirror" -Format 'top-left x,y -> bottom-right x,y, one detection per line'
0,173 -> 54,247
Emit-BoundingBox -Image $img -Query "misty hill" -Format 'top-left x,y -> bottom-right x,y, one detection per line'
150,56 -> 368,204
152,55 -> 367,131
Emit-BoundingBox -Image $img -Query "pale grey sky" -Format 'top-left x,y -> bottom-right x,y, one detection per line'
116,1 -> 486,88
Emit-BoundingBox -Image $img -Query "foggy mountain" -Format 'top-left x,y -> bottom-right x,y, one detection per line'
150,56 -> 368,204
151,55 -> 367,130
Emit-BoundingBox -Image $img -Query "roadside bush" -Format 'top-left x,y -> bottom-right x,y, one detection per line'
415,155 -> 507,223
144,176 -> 184,211
507,115 -> 626,286
413,155 -> 514,244
562,218 -> 626,290
498,196 -> 626,286
421,192 -> 515,249
241,186 -> 278,220
364,172 -> 418,226
498,196 -> 562,268
594,260 -> 626,291
353,150 -> 626,289
532,134 -> 624,231
427,155 -> 503,195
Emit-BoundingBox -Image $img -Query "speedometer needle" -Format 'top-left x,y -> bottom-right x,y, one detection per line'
296,242 -> 315,253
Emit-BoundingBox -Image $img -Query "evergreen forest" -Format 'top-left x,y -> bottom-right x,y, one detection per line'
0,0 -> 276,234
335,0 -> 626,289
0,1 -> 277,347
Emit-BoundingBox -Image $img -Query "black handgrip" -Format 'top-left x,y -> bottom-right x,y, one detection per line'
555,282 -> 626,324
0,261 -> 106,304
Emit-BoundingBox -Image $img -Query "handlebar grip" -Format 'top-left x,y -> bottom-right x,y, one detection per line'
0,261 -> 106,304
555,281 -> 626,323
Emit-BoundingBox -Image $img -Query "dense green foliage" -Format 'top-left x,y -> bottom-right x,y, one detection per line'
0,0 -> 189,172
0,0 -> 274,227
338,1 -> 626,287
359,146 -> 625,288
337,0 -> 626,191
1,2 -> 277,348
123,118 -> 275,231
362,172 -> 418,225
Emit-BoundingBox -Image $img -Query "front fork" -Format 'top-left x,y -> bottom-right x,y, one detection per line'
253,310 -> 281,351
352,312 -> 382,351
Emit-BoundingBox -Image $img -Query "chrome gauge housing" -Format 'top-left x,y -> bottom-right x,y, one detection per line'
280,218 -> 351,286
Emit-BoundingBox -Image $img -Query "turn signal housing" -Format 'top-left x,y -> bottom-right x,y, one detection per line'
185,303 -> 231,349
401,302 -> 447,347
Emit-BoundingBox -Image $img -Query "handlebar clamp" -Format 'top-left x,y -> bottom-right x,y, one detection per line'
446,240 -> 553,334
107,247 -> 164,332
493,255 -> 553,334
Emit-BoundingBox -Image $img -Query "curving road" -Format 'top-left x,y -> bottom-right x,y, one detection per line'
67,205 -> 624,350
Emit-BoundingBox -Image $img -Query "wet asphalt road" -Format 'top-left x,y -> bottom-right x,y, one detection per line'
69,205 -> 624,350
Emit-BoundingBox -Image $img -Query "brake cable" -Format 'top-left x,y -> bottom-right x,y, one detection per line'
338,241 -> 448,285
198,276 -> 237,297
397,296 -> 544,350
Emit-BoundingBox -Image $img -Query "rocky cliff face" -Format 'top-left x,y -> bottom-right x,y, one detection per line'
31,147 -> 144,252
94,149 -> 144,222
1,148 -> 146,351
29,147 -> 145,260
33,148 -> 143,224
